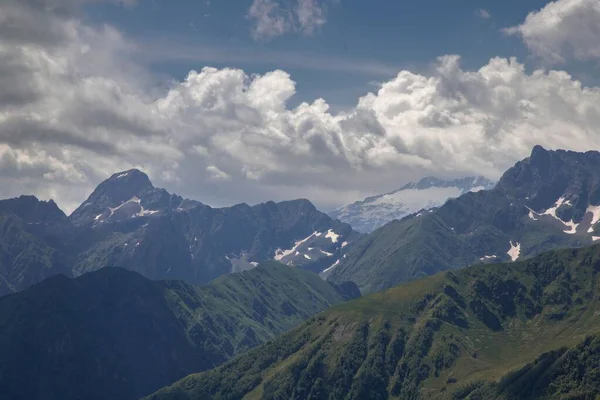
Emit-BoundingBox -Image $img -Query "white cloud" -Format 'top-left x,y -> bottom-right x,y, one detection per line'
295,0 -> 327,34
505,0 -> 600,63
477,9 -> 491,19
247,0 -> 330,40
206,165 -> 231,181
3,0 -> 600,214
247,0 -> 290,40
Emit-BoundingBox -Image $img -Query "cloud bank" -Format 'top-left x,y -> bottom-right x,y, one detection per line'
505,0 -> 600,63
2,0 -> 600,213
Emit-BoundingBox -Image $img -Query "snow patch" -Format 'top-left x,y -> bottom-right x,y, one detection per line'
325,229 -> 339,243
507,241 -> 521,262
563,220 -> 578,235
525,206 -> 538,221
250,261 -> 259,267
304,254 -> 311,260
341,241 -> 349,248
320,249 -> 334,257
137,209 -> 159,217
542,197 -> 566,219
536,198 -> 580,234
593,237 -> 600,242
108,197 -> 158,219
274,232 -> 317,261
94,214 -> 103,221
587,204 -> 600,233
470,186 -> 486,192
479,255 -> 497,261
116,172 -> 129,179
322,259 -> 340,274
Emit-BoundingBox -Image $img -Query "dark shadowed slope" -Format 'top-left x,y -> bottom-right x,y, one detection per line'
0,196 -> 74,295
0,262 -> 358,400
0,170 -> 361,295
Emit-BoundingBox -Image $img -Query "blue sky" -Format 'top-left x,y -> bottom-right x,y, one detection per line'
87,0 -> 555,110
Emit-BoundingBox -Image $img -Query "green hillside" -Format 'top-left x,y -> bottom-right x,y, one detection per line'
0,262 -> 357,400
148,244 -> 600,400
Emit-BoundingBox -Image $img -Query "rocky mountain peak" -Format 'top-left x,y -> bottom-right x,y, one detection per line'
0,195 -> 68,224
96,169 -> 154,205
69,169 -> 190,226
498,147 -> 600,212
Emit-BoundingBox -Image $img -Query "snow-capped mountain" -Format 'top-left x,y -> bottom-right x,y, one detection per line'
327,146 -> 600,294
70,169 -> 199,227
330,176 -> 496,233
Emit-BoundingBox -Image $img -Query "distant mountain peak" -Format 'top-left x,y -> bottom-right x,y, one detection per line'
399,176 -> 493,191
0,195 -> 68,224
331,176 -> 495,233
100,169 -> 154,200
531,144 -> 548,155
108,169 -> 152,185
69,169 -> 189,226
328,147 -> 600,294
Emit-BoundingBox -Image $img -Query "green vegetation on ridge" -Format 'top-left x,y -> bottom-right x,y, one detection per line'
148,244 -> 600,400
0,262 -> 357,400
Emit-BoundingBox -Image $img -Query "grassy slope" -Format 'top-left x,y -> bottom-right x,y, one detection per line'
164,261 -> 359,358
0,262 -> 353,400
0,215 -> 71,296
147,244 -> 600,400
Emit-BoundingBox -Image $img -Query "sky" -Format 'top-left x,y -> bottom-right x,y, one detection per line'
2,0 -> 600,213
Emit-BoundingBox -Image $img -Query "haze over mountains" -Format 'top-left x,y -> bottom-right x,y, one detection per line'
0,170 -> 359,296
330,176 -> 496,233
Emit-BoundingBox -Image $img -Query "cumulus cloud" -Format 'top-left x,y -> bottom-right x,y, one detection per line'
3,0 -> 600,213
248,0 -> 329,40
505,0 -> 600,63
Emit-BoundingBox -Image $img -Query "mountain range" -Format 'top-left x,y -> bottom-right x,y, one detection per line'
0,170 -> 360,296
6,145 -> 600,399
330,176 -> 495,233
0,262 -> 358,400
326,146 -> 600,294
147,243 -> 600,400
